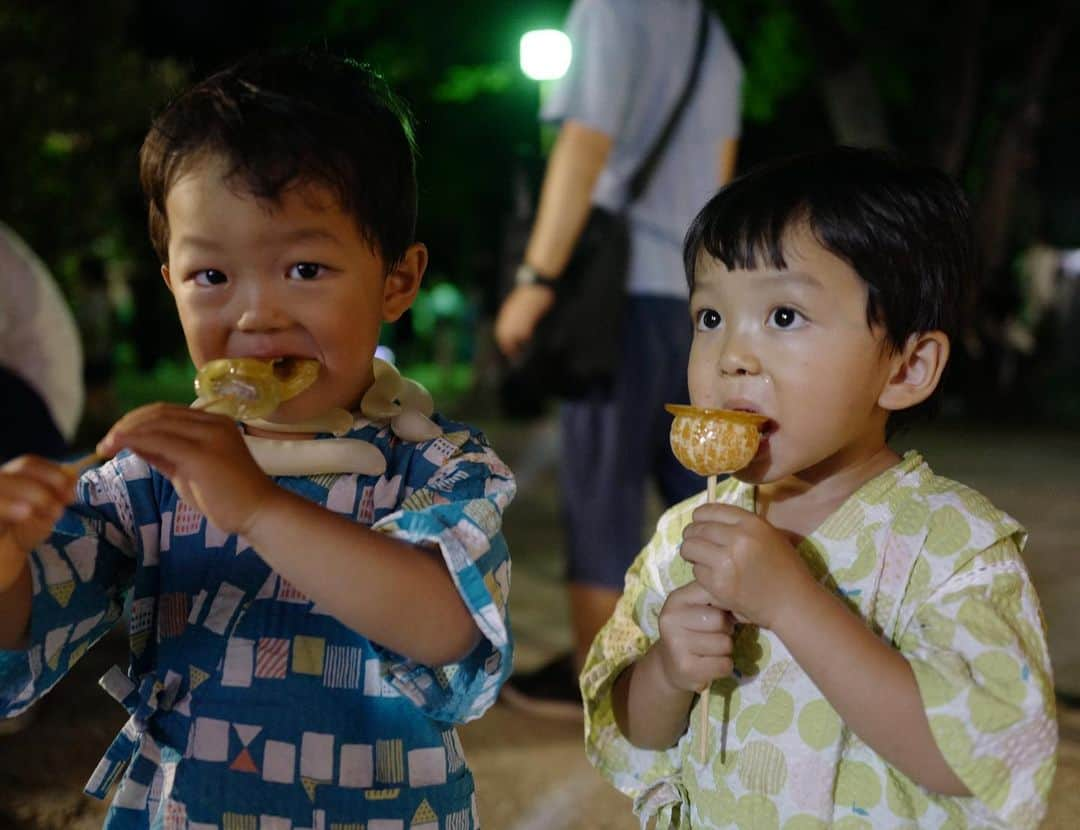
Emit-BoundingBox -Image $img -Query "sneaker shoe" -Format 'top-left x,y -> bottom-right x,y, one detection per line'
499,654 -> 583,721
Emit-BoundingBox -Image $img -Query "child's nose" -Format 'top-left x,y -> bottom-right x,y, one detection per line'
718,334 -> 761,376
236,309 -> 287,331
235,288 -> 290,331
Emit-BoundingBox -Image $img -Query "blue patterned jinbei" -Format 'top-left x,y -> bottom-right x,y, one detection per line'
0,415 -> 515,829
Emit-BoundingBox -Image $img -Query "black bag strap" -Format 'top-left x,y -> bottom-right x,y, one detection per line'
627,1 -> 710,203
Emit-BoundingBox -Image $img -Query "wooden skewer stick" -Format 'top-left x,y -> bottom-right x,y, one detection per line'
699,472 -> 718,762
62,397 -> 229,477
62,451 -> 104,476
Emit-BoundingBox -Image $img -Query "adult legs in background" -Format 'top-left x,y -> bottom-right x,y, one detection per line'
501,297 -> 703,717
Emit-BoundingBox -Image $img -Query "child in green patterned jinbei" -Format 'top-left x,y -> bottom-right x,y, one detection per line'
583,146 -> 1056,829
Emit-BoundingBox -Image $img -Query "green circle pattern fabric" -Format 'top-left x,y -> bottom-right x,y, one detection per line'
581,452 -> 1057,828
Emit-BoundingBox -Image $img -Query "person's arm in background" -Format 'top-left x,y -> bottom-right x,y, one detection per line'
494,129 -> 738,361
494,120 -> 612,361
717,136 -> 738,186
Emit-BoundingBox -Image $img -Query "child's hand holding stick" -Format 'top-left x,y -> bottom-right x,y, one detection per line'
665,405 -> 767,761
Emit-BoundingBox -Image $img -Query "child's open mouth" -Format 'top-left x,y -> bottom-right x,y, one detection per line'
271,356 -> 306,380
729,406 -> 777,446
269,357 -> 321,401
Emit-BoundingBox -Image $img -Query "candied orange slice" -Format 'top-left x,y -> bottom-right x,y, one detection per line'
665,404 -> 768,475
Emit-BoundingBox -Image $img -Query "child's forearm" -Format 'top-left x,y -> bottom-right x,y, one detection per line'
773,577 -> 970,796
242,487 -> 480,666
0,550 -> 32,651
612,645 -> 696,750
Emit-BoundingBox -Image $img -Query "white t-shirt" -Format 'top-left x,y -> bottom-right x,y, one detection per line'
0,222 -> 84,440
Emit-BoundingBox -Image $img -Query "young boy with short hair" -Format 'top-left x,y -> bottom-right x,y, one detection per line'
583,146 -> 1057,828
0,50 -> 514,829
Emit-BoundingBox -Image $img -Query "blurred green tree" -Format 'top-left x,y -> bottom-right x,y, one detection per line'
2,0 -> 1076,419
0,0 -> 184,278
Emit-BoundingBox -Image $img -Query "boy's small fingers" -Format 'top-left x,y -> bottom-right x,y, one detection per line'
697,609 -> 731,635
0,501 -> 33,522
680,539 -> 717,565
0,453 -> 41,473
691,563 -> 725,596
673,603 -> 725,633
0,477 -> 62,512
115,440 -> 185,478
134,452 -> 177,478
107,423 -> 204,458
6,457 -> 76,498
686,631 -> 732,657
691,503 -> 744,525
103,403 -> 193,445
691,656 -> 733,686
105,416 -> 233,456
679,540 -> 698,562
685,521 -> 734,546
668,580 -> 714,608
710,656 -> 734,678
42,465 -> 79,498
670,580 -> 704,600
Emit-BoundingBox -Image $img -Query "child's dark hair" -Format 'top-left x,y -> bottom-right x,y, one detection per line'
683,145 -> 975,434
139,49 -> 418,269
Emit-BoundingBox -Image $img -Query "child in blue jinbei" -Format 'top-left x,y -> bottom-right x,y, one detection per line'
0,49 -> 515,830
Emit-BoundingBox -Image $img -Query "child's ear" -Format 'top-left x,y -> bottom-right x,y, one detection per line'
878,330 -> 950,412
381,243 -> 427,322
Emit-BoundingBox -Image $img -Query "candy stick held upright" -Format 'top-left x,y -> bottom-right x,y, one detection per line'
665,404 -> 768,761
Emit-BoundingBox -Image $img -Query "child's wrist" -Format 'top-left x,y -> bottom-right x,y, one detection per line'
643,642 -> 695,700
235,480 -> 288,540
767,566 -> 823,638
0,548 -> 29,594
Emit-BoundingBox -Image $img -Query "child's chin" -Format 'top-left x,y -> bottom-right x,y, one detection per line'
733,469 -> 764,486
264,400 -> 320,423
732,453 -> 772,485
269,395 -> 358,424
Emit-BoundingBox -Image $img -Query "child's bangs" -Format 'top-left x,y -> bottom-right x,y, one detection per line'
684,187 -> 810,283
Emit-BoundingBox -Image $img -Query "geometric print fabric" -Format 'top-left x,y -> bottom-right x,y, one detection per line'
0,416 -> 516,829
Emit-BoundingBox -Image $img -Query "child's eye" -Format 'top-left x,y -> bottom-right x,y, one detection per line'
192,269 -> 228,286
287,262 -> 324,280
768,306 -> 806,329
695,308 -> 722,331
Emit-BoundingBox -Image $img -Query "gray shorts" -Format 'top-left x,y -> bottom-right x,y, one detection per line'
559,295 -> 706,588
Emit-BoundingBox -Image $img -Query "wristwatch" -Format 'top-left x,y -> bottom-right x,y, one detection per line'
514,263 -> 559,289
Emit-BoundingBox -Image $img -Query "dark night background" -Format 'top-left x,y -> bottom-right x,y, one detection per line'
3,0 -> 1079,436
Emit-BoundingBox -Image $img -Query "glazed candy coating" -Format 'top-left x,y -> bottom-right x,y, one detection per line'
665,404 -> 768,475
194,357 -> 320,420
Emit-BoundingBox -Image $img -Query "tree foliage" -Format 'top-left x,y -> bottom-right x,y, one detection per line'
2,0 -> 1077,417
0,0 -> 182,282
